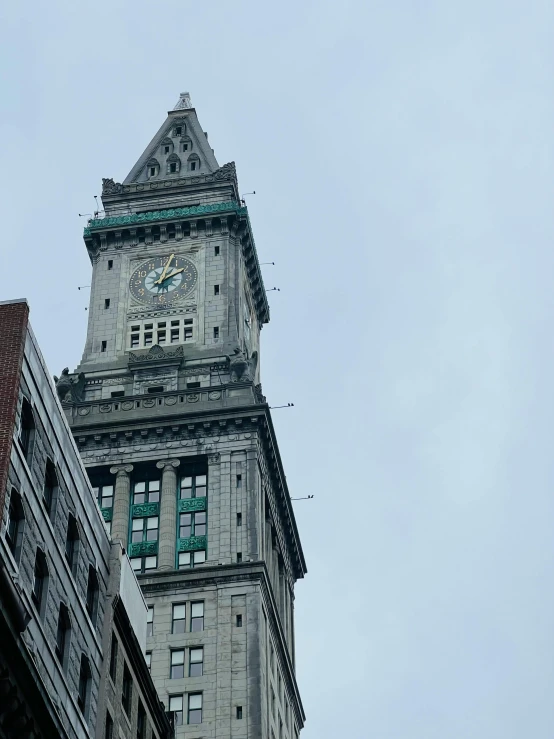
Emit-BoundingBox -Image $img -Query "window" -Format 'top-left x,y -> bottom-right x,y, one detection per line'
131,555 -> 157,573
104,298 -> 110,309
178,550 -> 206,568
86,566 -> 99,626
131,515 -> 159,543
146,606 -> 154,637
236,614 -> 243,627
137,701 -> 146,739
19,397 -> 35,459
236,706 -> 243,720
170,649 -> 185,679
147,159 -> 159,178
55,604 -> 70,667
187,381 -> 200,389
105,711 -> 114,739
188,694 -> 202,724
170,162 -> 177,173
101,341 -> 107,352
111,390 -> 124,398
43,459 -> 57,514
145,651 -> 151,672
189,647 -> 203,677
214,245 -> 220,256
109,634 -> 118,681
181,137 -> 192,152
122,662 -> 132,716
78,655 -> 91,717
236,552 -> 242,563
164,146 -> 170,154
146,385 -> 163,393
179,511 -> 206,539
214,284 -> 220,296
175,126 -> 182,136
65,514 -> 78,570
94,483 -> 114,510
180,472 -> 206,499
108,260 -> 113,270
237,512 -> 242,527
6,489 -> 24,560
213,327 -> 219,339
32,549 -> 48,615
150,167 -> 155,176
169,695 -> 183,726
172,604 -> 186,634
190,602 -> 204,632
236,474 -> 242,488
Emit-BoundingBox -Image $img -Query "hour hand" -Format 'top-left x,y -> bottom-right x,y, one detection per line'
154,254 -> 175,284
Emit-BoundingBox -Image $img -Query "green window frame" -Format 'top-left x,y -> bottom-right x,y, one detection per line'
179,511 -> 206,539
179,472 -> 207,499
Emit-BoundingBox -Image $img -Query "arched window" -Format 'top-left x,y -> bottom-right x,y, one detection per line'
166,153 -> 181,175
78,655 -> 91,718
180,137 -> 192,153
187,154 -> 201,172
146,158 -> 160,179
161,137 -> 173,156
56,603 -> 71,670
65,513 -> 79,572
86,565 -> 99,626
19,397 -> 35,460
6,488 -> 24,562
43,458 -> 58,515
32,549 -> 48,618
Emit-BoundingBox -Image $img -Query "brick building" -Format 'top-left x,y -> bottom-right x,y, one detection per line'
0,299 -> 172,739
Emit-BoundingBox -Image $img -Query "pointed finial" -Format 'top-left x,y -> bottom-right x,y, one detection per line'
173,92 -> 192,110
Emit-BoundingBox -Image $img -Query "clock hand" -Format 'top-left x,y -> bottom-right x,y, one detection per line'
154,254 -> 175,284
163,267 -> 184,280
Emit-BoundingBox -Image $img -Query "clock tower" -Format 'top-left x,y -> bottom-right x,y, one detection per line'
62,93 -> 306,739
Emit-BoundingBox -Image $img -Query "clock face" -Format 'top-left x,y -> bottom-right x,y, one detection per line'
129,254 -> 198,306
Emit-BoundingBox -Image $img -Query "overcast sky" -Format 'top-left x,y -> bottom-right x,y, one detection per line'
2,1 -> 554,736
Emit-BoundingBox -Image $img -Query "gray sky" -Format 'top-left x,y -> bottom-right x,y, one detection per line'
2,1 -> 554,736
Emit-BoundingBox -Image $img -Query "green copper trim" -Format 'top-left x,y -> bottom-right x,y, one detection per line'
101,507 -> 112,522
129,541 -> 158,557
84,201 -> 245,235
178,497 -> 206,514
131,502 -> 160,518
177,536 -> 207,552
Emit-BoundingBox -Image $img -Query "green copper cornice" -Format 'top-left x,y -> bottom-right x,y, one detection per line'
83,201 -> 244,235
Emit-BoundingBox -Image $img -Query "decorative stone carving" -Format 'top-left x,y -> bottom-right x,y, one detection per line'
208,453 -> 221,464
102,177 -> 123,195
254,383 -> 267,403
227,348 -> 258,383
178,497 -> 206,513
156,459 -> 180,472
177,535 -> 207,552
213,161 -> 237,182
131,503 -> 160,518
129,344 -> 184,364
53,368 -> 86,403
129,541 -> 158,557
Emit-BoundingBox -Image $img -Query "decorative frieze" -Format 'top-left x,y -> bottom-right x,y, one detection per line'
177,536 -> 207,552
178,497 -> 206,513
131,502 -> 160,518
129,541 -> 158,557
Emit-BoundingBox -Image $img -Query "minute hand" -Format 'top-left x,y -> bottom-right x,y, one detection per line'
154,253 -> 175,284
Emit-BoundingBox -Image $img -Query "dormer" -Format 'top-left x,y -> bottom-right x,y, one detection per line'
146,158 -> 160,179
166,153 -> 181,175
160,137 -> 173,156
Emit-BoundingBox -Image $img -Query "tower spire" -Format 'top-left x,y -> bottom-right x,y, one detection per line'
173,91 -> 192,110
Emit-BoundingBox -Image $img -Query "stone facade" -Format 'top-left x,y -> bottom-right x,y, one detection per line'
63,96 -> 307,739
0,300 -> 172,739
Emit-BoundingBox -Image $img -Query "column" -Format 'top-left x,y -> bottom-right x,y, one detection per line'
157,459 -> 180,570
110,464 -> 133,546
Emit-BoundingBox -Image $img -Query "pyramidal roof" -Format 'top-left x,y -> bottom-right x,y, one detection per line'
123,93 -> 219,185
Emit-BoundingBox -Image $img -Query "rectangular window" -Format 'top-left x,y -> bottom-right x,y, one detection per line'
94,484 -> 114,509
188,694 -> 202,724
171,328 -> 180,343
172,604 -> 186,634
214,245 -> 220,256
236,706 -> 243,720
131,333 -> 140,348
236,552 -> 242,563
189,647 -> 203,677
146,385 -> 164,394
169,695 -> 183,726
178,550 -> 206,568
133,479 -> 160,504
101,341 -> 107,352
157,330 -> 166,344
236,474 -> 242,488
111,390 -> 124,398
190,602 -> 204,632
109,634 -> 118,681
144,332 -> 153,346
237,512 -> 242,526
213,327 -> 219,339
108,260 -> 113,270
55,608 -> 68,664
122,663 -> 132,716
145,652 -> 151,672
131,555 -> 157,573
105,711 -> 114,739
180,473 -> 207,499
146,606 -> 154,637
187,381 -> 200,389
104,298 -> 110,309
170,649 -> 185,679
184,327 -> 193,340
214,284 -> 220,295
131,515 -> 159,543
137,701 -> 146,739
236,614 -> 243,627
179,511 -> 206,538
